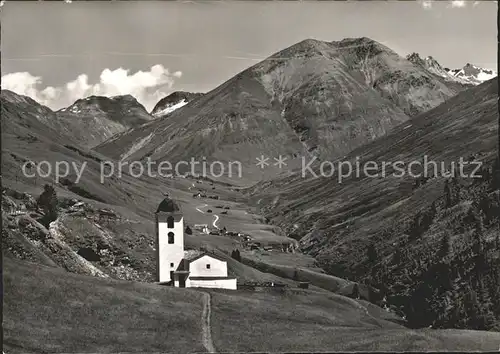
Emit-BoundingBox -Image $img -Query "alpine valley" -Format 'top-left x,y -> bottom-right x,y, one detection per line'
2,37 -> 500,353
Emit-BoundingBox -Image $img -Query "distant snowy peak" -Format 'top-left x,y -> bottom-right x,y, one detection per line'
406,53 -> 496,86
444,63 -> 497,85
151,91 -> 204,118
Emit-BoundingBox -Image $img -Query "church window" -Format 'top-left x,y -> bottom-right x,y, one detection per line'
168,232 -> 174,244
167,216 -> 175,228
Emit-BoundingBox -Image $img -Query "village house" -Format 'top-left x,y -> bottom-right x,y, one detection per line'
155,195 -> 237,290
194,224 -> 210,234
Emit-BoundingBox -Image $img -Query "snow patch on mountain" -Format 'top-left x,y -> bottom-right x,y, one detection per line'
445,63 -> 497,85
406,53 -> 496,86
152,99 -> 188,118
150,91 -> 204,118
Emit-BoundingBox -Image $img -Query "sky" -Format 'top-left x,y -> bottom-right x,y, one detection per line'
0,0 -> 497,111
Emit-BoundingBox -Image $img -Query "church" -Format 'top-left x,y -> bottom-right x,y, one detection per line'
155,195 -> 237,290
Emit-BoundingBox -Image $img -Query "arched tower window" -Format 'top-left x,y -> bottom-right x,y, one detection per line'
167,216 -> 175,228
168,232 -> 175,244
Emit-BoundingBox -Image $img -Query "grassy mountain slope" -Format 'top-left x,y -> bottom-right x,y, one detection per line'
1,89 -> 326,288
252,78 -> 499,329
4,257 -> 500,353
96,37 -> 464,185
1,90 -> 154,149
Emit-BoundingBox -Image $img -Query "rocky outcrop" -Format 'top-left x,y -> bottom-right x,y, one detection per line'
2,188 -> 155,282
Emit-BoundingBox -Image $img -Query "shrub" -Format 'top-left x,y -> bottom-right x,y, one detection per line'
37,184 -> 58,227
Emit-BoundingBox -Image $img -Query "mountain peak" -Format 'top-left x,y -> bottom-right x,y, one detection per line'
424,56 -> 442,69
51,94 -> 153,148
406,52 -> 425,66
98,36 -> 465,172
1,89 -> 54,117
296,38 -> 325,46
445,63 -> 497,85
1,89 -> 44,107
335,37 -> 390,50
259,37 -> 395,75
408,53 -> 496,86
61,94 -> 148,115
112,94 -> 137,102
331,37 -> 398,60
338,36 -> 377,44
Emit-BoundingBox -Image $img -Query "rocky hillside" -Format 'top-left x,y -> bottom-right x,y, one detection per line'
151,91 -> 204,118
54,94 -> 154,148
406,53 -> 473,89
1,90 -> 163,217
1,90 -> 154,149
2,188 -> 156,281
252,78 -> 499,330
367,162 -> 500,331
96,37 -> 464,184
2,90 -> 167,281
1,89 -> 312,287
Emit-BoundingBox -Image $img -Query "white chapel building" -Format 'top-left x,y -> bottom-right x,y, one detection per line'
155,196 -> 237,290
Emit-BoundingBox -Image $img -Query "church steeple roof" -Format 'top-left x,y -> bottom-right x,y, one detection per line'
156,194 -> 180,213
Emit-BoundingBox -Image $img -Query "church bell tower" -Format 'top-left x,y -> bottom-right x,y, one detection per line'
155,194 -> 184,283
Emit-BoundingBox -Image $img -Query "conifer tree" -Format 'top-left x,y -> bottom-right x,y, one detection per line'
437,231 -> 451,260
352,283 -> 360,299
491,156 -> 500,191
37,184 -> 58,227
444,179 -> 453,208
430,201 -> 438,218
451,177 -> 461,205
472,213 -> 485,256
391,247 -> 403,265
475,280 -> 496,330
367,243 -> 378,264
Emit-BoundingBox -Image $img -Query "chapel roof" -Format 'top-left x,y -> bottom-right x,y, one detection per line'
156,195 -> 181,213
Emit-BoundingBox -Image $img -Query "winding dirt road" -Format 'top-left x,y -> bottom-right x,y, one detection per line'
196,204 -> 220,230
212,215 -> 220,229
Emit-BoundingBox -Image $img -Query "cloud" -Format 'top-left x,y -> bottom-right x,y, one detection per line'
419,0 -> 433,10
1,65 -> 182,112
450,0 -> 466,8
419,0 -> 473,10
471,0 -> 495,6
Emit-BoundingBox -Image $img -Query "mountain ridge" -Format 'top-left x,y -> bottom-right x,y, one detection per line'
1,90 -> 155,149
2,34 -> 500,345
95,37 -> 467,185
251,77 -> 499,329
406,52 -> 497,86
